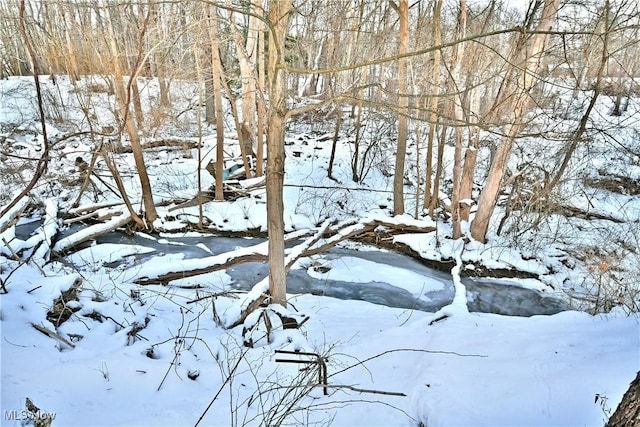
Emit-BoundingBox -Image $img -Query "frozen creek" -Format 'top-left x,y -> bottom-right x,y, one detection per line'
74,229 -> 569,317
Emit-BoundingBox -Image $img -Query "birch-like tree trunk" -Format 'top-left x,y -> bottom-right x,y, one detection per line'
227,0 -> 261,178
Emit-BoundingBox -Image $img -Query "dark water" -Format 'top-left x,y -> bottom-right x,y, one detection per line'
17,221 -> 569,316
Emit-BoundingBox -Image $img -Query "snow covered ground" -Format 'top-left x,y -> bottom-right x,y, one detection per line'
1,75 -> 639,426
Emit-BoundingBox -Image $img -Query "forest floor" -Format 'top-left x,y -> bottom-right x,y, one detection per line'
1,75 -> 639,426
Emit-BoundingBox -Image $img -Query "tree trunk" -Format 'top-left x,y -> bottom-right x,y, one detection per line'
450,0 -> 467,239
470,0 -> 560,243
606,371 -> 640,427
227,0 -> 260,179
266,0 -> 292,307
429,116 -> 448,217
255,19 -> 266,177
423,0 -> 442,213
328,103 -> 341,179
105,7 -> 157,225
207,9 -> 225,201
393,0 -> 409,216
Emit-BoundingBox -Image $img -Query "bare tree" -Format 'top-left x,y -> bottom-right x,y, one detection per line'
103,0 -> 157,226
470,0 -> 562,243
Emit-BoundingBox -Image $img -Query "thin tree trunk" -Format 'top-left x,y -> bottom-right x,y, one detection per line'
459,0 -> 496,222
266,0 -> 293,307
393,0 -> 409,216
207,10 -> 225,201
255,18 -> 266,177
429,114 -> 448,217
450,0 -> 467,239
227,0 -> 260,179
351,68 -> 368,183
423,0 -> 442,212
328,104 -> 341,180
204,66 -> 215,124
104,1 -> 157,225
459,117 -> 479,221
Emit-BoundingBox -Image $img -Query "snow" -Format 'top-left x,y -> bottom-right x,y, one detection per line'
2,285 -> 637,426
1,74 -> 639,426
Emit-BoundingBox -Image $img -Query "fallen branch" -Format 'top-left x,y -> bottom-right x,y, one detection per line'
556,205 -> 625,223
31,323 -> 76,349
64,210 -> 101,224
318,384 -> 406,397
68,201 -> 124,216
285,218 -> 333,271
32,199 -> 59,263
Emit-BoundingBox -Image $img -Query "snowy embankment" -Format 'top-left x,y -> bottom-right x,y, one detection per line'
1,260 -> 637,426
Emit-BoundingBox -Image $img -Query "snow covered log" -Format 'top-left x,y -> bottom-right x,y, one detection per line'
135,229 -> 313,285
52,207 -> 132,254
0,192 -> 30,234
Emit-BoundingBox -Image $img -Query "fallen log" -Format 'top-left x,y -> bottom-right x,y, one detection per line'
52,207 -> 132,255
135,228 -> 315,285
0,192 -> 30,234
29,198 -> 59,263
112,138 -> 199,154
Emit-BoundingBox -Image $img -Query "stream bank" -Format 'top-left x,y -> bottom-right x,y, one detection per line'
48,224 -> 569,317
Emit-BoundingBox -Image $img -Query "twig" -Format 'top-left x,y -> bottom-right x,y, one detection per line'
429,314 -> 449,325
317,383 -> 406,396
330,348 -> 487,379
194,348 -> 248,427
284,183 -> 394,193
31,323 -> 76,348
186,291 -> 243,304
